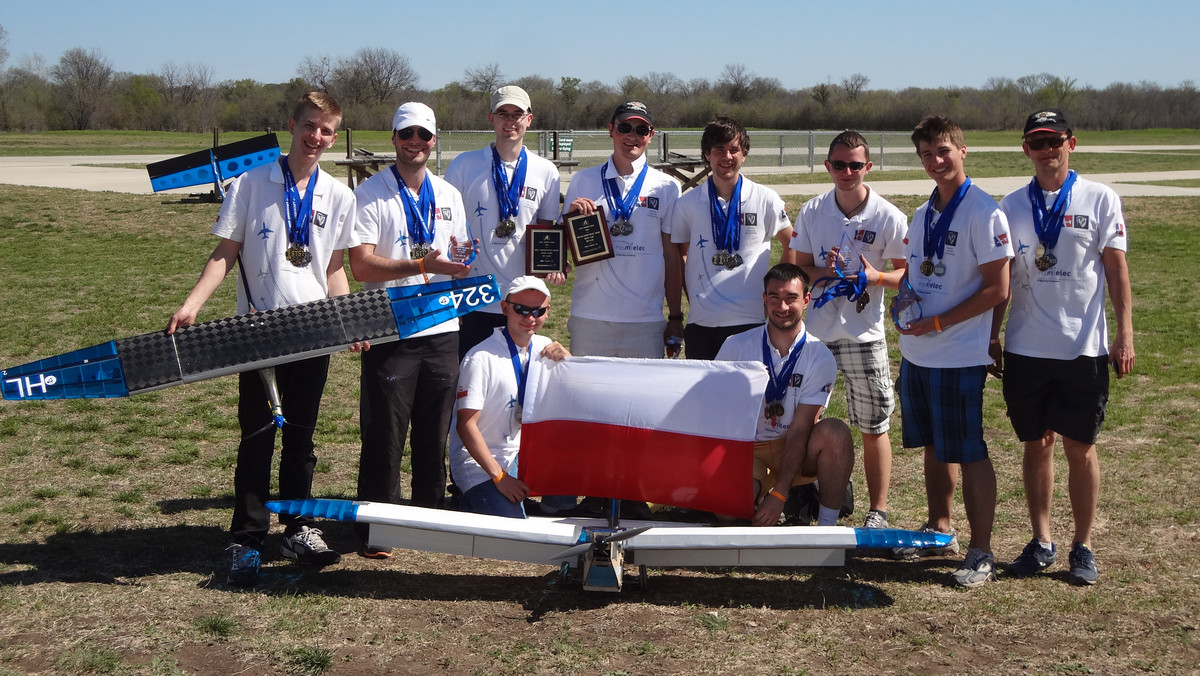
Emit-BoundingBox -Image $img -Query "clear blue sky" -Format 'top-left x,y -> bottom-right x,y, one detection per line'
3,0 -> 1196,92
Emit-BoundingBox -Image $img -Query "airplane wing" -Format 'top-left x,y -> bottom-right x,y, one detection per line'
147,134 -> 280,192
267,498 -> 955,569
2,275 -> 500,400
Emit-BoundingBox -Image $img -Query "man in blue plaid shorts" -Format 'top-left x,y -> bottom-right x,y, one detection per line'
893,116 -> 1013,588
791,131 -> 909,530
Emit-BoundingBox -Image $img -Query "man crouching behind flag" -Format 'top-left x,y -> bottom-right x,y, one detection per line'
715,263 -> 854,526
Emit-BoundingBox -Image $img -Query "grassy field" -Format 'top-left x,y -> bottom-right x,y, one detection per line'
0,181 -> 1197,675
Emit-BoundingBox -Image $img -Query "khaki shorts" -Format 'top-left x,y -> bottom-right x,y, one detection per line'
753,437 -> 816,501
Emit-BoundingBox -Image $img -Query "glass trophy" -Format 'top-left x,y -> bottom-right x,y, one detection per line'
891,276 -> 924,330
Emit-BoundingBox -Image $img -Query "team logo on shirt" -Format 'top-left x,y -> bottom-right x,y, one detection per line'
741,213 -> 758,226
636,196 -> 660,211
994,232 -> 1009,247
312,211 -> 328,228
436,207 -> 452,220
524,186 -> 538,201
1116,222 -> 1125,237
821,381 -> 833,393
946,231 -> 958,246
456,387 -> 468,399
790,374 -> 803,388
1066,215 -> 1089,229
854,229 -> 876,244
780,209 -> 787,220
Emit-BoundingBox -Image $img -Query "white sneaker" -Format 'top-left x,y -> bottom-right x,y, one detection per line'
280,526 -> 341,566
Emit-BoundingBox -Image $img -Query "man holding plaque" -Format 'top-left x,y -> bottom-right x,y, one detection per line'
167,92 -> 357,585
349,102 -> 472,556
669,115 -> 796,360
891,115 -> 1012,589
560,101 -> 683,359
992,110 -> 1134,585
448,276 -> 571,518
445,85 -> 564,360
790,131 -> 909,531
715,263 -> 853,527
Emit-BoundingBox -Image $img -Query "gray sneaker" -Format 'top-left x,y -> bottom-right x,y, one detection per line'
891,522 -> 959,560
863,510 -> 889,529
280,526 -> 342,566
1006,538 -> 1057,577
1068,542 -> 1099,585
951,547 -> 996,588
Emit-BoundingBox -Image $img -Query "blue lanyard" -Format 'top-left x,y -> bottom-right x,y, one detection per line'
490,146 -> 528,221
708,175 -> 744,253
600,161 -> 648,222
762,329 -> 806,405
922,177 -> 972,261
502,328 -> 530,409
391,166 -> 436,247
1027,170 -> 1076,251
280,157 -> 316,247
813,269 -> 868,308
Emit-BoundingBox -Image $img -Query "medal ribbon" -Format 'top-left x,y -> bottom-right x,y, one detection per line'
490,146 -> 528,223
708,175 -> 744,254
761,329 -> 807,411
502,328 -> 530,411
600,161 -> 648,223
280,157 -> 316,248
391,165 -> 436,248
812,269 -> 868,308
1027,170 -> 1076,252
922,177 -> 972,262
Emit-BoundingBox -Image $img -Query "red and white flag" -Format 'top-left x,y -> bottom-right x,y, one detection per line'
519,357 -> 768,519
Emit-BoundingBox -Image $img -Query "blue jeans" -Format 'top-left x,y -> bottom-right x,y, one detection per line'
461,480 -> 526,519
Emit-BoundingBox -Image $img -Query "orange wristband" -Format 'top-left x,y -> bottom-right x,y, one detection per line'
492,471 -> 506,484
418,257 -> 429,283
875,270 -> 884,286
769,489 -> 787,503
933,315 -> 944,332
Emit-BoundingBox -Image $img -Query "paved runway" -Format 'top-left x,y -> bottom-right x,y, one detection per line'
1,153 -> 1197,198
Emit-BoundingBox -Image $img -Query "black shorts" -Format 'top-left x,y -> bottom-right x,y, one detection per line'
1002,352 -> 1109,444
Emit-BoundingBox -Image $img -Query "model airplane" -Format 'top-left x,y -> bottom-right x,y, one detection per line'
266,356 -> 951,592
146,133 -> 280,197
2,275 -> 500,400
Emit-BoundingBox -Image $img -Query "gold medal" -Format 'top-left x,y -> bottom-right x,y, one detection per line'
285,243 -> 311,267
856,291 -> 870,313
410,246 -> 431,260
920,258 -> 935,276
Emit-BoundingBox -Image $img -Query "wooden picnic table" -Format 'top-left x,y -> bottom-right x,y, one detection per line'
653,153 -> 710,191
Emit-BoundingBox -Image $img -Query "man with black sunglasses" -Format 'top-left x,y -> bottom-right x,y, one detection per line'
448,276 -> 570,518
669,115 -> 796,360
560,100 -> 683,360
446,86 -> 563,360
991,109 -> 1134,585
790,131 -> 909,532
349,102 -> 472,556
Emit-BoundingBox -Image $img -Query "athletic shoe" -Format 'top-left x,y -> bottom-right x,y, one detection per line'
891,522 -> 959,560
1006,538 -> 1057,577
863,510 -> 889,529
280,526 -> 342,566
1068,542 -> 1099,585
359,546 -> 393,559
226,543 -> 261,586
951,547 -> 996,588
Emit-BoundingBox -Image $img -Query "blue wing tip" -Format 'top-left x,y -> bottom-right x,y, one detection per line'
266,498 -> 360,522
853,527 -> 955,549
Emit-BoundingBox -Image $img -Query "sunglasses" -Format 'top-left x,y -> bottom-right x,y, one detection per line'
829,160 -> 868,171
396,127 -> 434,142
1025,135 -> 1068,151
615,122 -> 652,137
508,302 -> 549,318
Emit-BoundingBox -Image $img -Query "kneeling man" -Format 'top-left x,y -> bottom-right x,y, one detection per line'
448,276 -> 570,518
716,263 -> 854,527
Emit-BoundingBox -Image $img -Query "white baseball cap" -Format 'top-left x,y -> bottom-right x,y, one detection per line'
491,85 -> 531,113
506,275 -> 551,300
392,102 -> 437,135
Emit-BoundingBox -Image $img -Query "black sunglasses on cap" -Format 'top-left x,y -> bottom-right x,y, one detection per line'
397,127 -> 434,142
507,301 -> 549,318
1025,135 -> 1069,151
616,122 -> 652,137
829,160 -> 868,171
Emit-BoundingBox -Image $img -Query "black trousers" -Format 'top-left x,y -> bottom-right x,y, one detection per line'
357,333 -> 459,534
231,356 -> 329,546
683,322 -> 763,360
458,311 -> 506,361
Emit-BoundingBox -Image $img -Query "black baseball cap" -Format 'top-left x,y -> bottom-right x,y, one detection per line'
1023,109 -> 1072,137
612,101 -> 653,126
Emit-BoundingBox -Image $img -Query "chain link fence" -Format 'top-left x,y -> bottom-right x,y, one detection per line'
428,130 -> 920,175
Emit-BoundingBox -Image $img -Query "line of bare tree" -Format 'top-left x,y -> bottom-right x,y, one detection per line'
1,31 -> 1196,135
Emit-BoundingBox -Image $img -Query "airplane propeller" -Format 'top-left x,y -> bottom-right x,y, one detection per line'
550,525 -> 654,561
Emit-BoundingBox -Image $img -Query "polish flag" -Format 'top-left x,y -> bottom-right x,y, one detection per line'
519,357 -> 768,519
